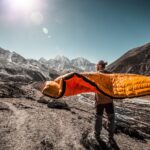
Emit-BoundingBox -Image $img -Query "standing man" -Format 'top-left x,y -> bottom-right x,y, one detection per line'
94,60 -> 115,141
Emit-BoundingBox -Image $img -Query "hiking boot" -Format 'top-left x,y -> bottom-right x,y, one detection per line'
108,136 -> 115,148
95,134 -> 101,141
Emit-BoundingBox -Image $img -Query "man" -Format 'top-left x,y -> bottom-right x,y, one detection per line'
94,60 -> 115,141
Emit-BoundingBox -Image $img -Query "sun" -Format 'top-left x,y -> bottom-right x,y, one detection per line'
9,0 -> 37,12
14,0 -> 34,10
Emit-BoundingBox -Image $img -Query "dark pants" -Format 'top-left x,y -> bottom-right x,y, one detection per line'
94,102 -> 115,138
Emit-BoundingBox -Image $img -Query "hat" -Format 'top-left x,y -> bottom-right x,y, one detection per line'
97,60 -> 108,66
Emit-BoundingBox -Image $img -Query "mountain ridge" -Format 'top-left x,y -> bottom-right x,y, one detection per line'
107,43 -> 150,75
39,55 -> 96,73
0,42 -> 150,83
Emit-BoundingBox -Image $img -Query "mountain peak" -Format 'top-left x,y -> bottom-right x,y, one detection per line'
71,57 -> 91,63
39,57 -> 47,62
54,55 -> 70,61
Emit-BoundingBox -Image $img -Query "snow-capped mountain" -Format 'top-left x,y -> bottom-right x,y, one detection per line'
71,57 -> 95,71
0,48 -> 59,82
0,47 -> 95,83
39,55 -> 95,73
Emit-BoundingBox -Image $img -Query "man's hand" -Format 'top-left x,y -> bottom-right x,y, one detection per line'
33,81 -> 46,92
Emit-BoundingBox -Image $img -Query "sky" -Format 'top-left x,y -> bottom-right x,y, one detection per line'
0,0 -> 150,64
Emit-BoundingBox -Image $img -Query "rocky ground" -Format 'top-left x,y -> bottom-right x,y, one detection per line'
0,82 -> 150,150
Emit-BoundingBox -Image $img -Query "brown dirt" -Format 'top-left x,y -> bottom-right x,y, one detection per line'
0,96 -> 150,150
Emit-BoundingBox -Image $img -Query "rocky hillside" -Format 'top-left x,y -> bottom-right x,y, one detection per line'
0,48 -> 59,82
0,82 -> 150,150
39,55 -> 95,73
107,43 -> 150,75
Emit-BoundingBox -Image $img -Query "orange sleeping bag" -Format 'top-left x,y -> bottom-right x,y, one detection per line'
42,72 -> 150,99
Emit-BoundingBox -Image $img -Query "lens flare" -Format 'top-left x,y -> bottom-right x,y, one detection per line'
42,27 -> 49,34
